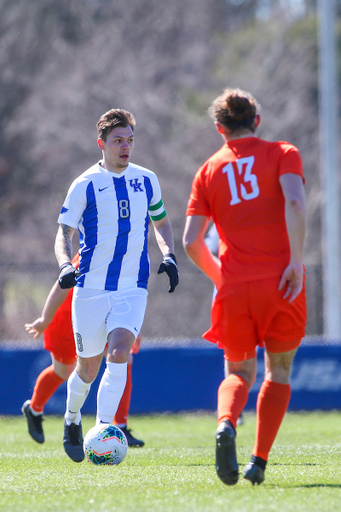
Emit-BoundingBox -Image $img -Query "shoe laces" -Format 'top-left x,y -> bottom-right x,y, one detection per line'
67,423 -> 82,445
31,412 -> 44,434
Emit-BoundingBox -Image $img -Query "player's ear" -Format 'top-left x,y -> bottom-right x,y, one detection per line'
215,122 -> 225,135
255,114 -> 261,128
97,138 -> 105,151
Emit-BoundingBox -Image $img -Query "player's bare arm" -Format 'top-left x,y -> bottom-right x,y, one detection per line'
278,173 -> 306,302
54,224 -> 79,289
153,215 -> 179,293
54,224 -> 76,266
183,215 -> 222,288
152,215 -> 175,255
25,280 -> 69,338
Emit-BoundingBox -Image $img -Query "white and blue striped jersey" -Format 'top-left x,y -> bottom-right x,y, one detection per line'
58,162 -> 167,291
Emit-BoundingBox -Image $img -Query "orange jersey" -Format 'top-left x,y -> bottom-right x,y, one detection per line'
186,137 -> 304,283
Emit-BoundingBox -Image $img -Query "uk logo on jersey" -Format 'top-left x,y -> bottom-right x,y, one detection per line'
129,179 -> 143,192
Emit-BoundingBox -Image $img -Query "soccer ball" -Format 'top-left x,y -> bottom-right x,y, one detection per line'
83,424 -> 128,465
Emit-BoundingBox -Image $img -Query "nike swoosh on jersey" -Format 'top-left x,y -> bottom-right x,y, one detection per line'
99,186 -> 109,192
60,206 -> 69,214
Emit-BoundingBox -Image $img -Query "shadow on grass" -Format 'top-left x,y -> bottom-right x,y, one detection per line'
186,463 -> 213,467
262,482 -> 341,489
298,484 -> 341,488
271,462 -> 318,466
239,462 -> 320,467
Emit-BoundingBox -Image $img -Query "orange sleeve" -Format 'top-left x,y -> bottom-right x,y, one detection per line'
186,166 -> 211,217
277,143 -> 305,183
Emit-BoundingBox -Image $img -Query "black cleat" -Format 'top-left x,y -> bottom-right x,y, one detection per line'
120,426 -> 145,447
63,421 -> 84,463
215,420 -> 239,485
243,462 -> 265,485
22,400 -> 44,444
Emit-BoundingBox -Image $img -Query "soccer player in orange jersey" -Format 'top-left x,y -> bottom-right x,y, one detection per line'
23,254 -> 144,448
183,88 -> 306,486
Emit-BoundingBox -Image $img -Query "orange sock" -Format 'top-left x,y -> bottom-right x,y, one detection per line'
30,365 -> 64,413
114,363 -> 132,425
217,374 -> 249,429
252,380 -> 291,461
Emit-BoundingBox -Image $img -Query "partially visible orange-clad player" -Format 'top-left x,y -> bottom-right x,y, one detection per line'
183,88 -> 306,486
22,254 -> 144,448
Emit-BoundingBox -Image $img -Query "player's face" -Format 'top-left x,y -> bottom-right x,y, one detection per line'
99,125 -> 134,173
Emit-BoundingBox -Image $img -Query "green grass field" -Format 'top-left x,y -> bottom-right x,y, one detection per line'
0,412 -> 340,512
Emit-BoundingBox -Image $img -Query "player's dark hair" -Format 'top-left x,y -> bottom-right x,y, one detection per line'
96,108 -> 136,141
208,88 -> 260,133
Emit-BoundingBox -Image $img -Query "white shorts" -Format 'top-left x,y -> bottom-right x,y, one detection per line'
71,287 -> 148,358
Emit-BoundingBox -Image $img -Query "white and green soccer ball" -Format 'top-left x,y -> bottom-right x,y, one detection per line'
83,424 -> 128,465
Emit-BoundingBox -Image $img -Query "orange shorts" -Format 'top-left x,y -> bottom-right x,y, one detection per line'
44,312 -> 76,362
203,276 -> 307,362
50,352 -> 76,365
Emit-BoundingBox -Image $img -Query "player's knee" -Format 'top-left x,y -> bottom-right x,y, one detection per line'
55,365 -> 75,381
265,367 -> 291,384
107,334 -> 134,363
242,371 -> 256,389
77,362 -> 100,383
227,358 -> 257,389
107,345 -> 130,364
265,351 -> 296,384
248,370 -> 257,389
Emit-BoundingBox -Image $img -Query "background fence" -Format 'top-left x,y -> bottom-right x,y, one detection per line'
0,262 -> 324,344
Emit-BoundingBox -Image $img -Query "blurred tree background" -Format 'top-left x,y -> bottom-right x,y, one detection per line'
0,0 -> 335,342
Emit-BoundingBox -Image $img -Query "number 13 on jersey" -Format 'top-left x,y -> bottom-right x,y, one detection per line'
223,156 -> 259,205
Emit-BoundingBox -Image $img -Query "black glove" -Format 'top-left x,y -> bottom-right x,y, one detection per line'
58,263 -> 79,289
157,253 -> 179,293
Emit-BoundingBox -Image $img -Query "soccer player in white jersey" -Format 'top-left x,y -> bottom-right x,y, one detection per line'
54,108 -> 179,463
